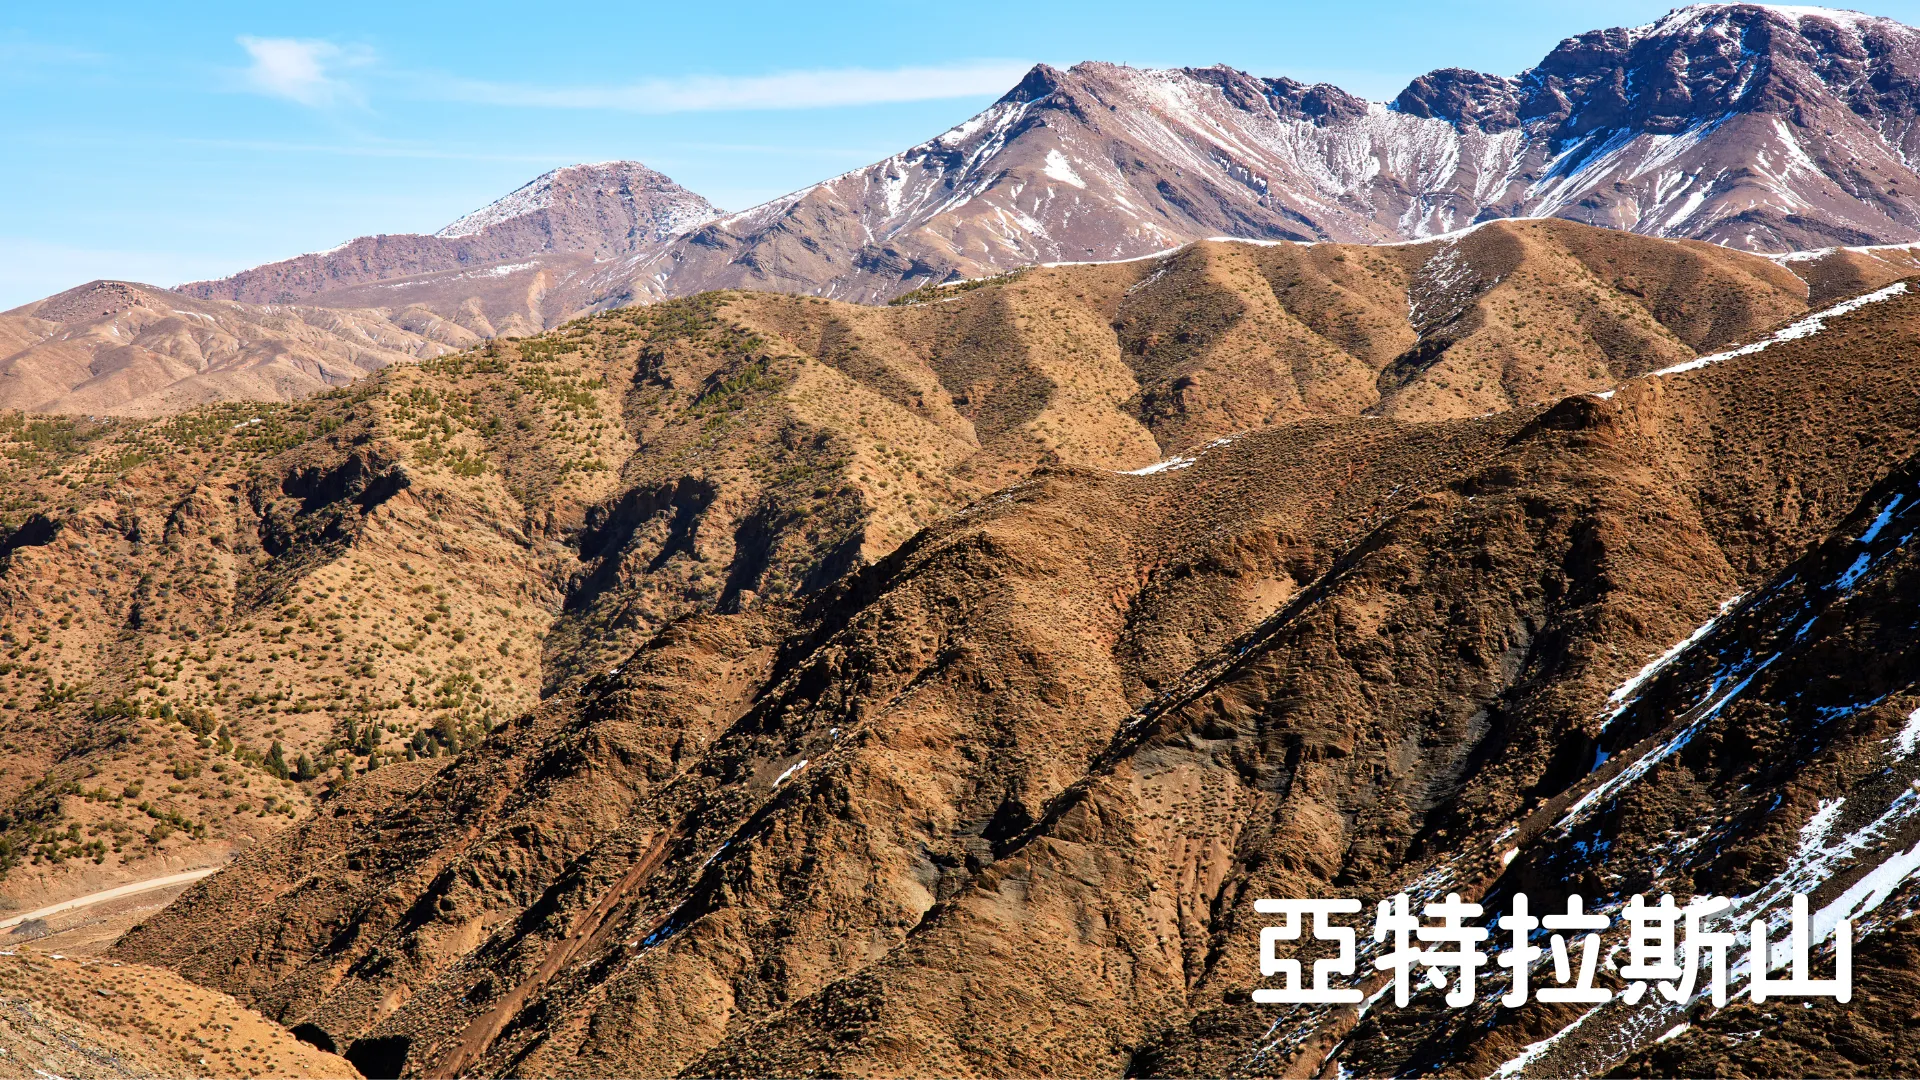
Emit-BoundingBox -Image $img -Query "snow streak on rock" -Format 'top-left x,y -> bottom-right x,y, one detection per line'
1647,282 -> 1911,379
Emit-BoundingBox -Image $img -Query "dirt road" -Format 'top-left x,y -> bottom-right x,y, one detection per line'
0,867 -> 219,932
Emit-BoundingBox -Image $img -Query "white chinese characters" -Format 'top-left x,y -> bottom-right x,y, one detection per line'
1252,899 -> 1364,1004
1752,894 -> 1852,1004
1372,893 -> 1487,1007
1254,891 -> 1850,1008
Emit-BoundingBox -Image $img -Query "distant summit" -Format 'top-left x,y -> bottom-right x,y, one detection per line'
178,161 -> 719,306
431,161 -> 721,252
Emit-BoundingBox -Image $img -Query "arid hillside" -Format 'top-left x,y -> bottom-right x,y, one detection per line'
0,220 -> 1829,910
104,262 -> 1920,1079
0,951 -> 359,1079
1778,240 -> 1920,303
10,216 -> 1818,421
1,218 -> 1915,1077
0,280 -> 474,417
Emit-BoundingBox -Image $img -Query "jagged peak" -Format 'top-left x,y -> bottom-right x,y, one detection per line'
995,63 -> 1068,106
1391,68 -> 1524,132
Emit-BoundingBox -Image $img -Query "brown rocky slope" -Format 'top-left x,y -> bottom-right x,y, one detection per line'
0,951 -> 360,1079
0,280 -> 474,417
0,219 -> 1817,924
52,229 -> 1920,1077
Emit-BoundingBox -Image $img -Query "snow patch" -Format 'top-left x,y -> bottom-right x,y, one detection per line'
1815,835 -> 1920,940
1124,454 -> 1197,475
1042,148 -> 1086,189
1800,797 -> 1847,854
1834,553 -> 1875,592
1646,282 -> 1908,379
1118,433 -> 1245,476
1729,787 -> 1920,980
1892,706 -> 1920,760
1859,495 -> 1905,545
1597,594 -> 1744,731
1561,653 -> 1776,831
1489,1004 -> 1604,1078
438,170 -> 562,238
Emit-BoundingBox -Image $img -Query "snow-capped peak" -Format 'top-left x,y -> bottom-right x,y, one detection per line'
1640,3 -> 1887,39
432,161 -> 721,246
436,168 -> 568,239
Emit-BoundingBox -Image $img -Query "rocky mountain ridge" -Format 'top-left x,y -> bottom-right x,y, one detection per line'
126,5 -> 1920,331
614,3 -> 1920,303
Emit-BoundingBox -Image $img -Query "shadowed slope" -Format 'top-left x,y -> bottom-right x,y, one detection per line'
107,272 -> 1920,1078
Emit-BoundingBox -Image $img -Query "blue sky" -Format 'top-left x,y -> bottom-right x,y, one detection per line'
6,0 -> 1920,308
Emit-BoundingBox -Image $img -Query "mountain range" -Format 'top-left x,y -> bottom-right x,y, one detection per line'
12,5 -> 1920,1079
184,3 -> 1920,308
16,4 -> 1920,417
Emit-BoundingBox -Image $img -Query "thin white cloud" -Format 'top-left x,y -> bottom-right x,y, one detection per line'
237,36 -> 370,107
430,60 -> 1033,113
